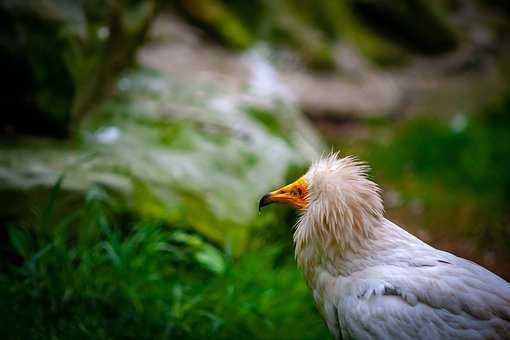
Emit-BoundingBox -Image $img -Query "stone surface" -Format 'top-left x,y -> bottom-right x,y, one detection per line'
0,65 -> 323,252
140,13 -> 506,121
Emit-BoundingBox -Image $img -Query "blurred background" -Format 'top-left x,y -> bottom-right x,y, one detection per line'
1,0 -> 509,338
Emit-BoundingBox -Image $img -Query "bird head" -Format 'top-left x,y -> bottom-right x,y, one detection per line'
259,152 -> 382,213
259,153 -> 384,249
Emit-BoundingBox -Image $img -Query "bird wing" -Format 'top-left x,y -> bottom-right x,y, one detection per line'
334,257 -> 510,339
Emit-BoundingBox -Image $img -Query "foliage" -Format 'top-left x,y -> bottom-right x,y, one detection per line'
0,0 -> 155,135
173,0 -> 461,69
350,0 -> 458,54
341,93 -> 510,252
377,95 -> 510,211
0,183 -> 328,339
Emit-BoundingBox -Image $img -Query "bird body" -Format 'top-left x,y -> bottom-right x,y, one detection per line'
260,154 -> 510,339
304,218 -> 510,339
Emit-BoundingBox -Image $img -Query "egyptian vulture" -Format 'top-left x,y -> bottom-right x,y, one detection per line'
259,153 -> 510,339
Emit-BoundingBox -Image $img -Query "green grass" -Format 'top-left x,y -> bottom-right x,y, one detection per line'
378,96 -> 510,247
331,93 -> 510,257
374,106 -> 510,208
0,182 -> 328,339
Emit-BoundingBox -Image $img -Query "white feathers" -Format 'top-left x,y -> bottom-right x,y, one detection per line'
294,153 -> 383,269
292,153 -> 510,339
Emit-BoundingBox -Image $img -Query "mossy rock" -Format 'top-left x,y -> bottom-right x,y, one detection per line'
0,68 -> 323,253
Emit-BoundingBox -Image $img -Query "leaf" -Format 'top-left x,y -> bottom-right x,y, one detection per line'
194,244 -> 225,274
7,225 -> 33,259
40,174 -> 65,230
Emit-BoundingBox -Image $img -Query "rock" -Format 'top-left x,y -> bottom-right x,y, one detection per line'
139,15 -> 406,120
0,65 -> 323,252
139,12 -> 509,123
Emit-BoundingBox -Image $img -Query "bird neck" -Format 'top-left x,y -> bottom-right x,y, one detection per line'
294,208 -> 383,281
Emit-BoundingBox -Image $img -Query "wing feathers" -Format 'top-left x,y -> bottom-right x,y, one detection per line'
334,260 -> 510,339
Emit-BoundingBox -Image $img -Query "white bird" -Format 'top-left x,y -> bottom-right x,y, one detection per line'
259,153 -> 510,339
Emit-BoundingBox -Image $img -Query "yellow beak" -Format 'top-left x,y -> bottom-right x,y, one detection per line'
259,176 -> 309,211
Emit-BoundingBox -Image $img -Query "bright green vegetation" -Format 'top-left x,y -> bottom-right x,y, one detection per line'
1,181 -> 328,339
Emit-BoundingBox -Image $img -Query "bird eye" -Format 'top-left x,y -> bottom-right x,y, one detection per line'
297,188 -> 302,196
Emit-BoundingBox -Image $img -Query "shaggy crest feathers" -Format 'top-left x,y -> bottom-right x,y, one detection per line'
294,153 -> 384,269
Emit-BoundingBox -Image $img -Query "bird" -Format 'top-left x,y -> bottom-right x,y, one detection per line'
259,153 -> 510,339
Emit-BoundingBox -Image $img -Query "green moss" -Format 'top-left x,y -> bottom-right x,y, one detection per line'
247,107 -> 286,137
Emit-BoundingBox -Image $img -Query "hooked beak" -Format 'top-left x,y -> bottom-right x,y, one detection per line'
259,193 -> 273,211
258,176 -> 309,212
